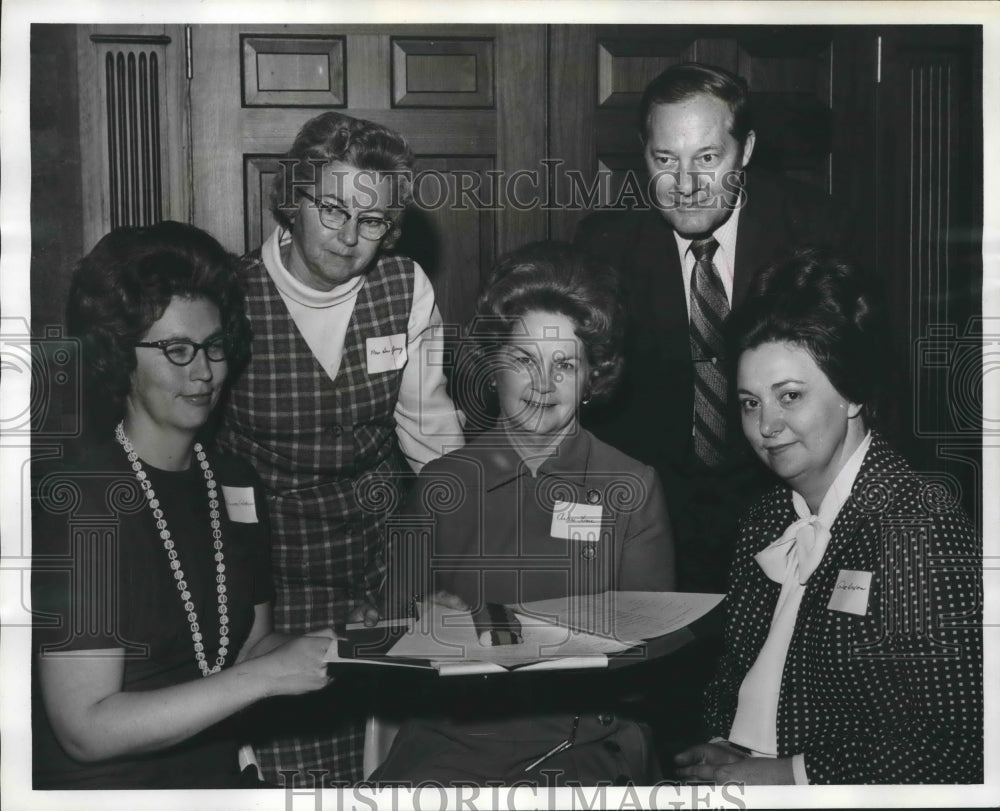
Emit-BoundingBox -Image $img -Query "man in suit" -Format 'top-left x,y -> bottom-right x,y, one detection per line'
575,62 -> 846,595
574,63 -> 847,771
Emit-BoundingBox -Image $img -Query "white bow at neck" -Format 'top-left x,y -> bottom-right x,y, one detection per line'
755,432 -> 874,586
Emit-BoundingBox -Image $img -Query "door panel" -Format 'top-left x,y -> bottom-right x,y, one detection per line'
391,37 -> 495,107
241,34 -> 347,107
74,25 -> 189,252
877,27 -> 983,522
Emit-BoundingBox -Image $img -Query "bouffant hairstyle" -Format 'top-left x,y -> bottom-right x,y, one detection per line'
726,247 -> 888,428
66,220 -> 250,423
467,241 -> 625,415
270,112 -> 414,249
638,61 -> 753,146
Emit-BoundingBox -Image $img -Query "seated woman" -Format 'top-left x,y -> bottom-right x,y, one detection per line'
32,221 -> 336,789
675,249 -> 983,784
373,241 -> 676,785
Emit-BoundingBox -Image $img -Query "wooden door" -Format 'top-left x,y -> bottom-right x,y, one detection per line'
188,24 -> 546,330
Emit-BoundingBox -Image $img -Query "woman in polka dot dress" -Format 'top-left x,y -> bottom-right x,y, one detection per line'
675,249 -> 982,784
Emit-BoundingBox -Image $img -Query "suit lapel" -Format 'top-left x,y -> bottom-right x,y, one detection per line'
634,210 -> 688,362
810,435 -> 901,582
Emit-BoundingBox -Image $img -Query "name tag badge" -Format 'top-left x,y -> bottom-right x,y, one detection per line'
366,334 -> 408,374
827,569 -> 873,616
550,500 -> 604,542
222,486 -> 258,524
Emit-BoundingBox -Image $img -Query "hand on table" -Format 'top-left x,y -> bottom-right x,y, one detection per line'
347,602 -> 381,627
419,590 -> 470,614
674,741 -> 747,783
344,591 -> 468,626
675,742 -> 795,784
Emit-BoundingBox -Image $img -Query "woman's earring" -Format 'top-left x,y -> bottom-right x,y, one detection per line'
581,392 -> 592,406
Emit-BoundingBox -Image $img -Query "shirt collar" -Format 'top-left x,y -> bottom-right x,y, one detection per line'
791,431 -> 874,524
262,226 -> 365,308
672,203 -> 741,264
482,426 -> 593,492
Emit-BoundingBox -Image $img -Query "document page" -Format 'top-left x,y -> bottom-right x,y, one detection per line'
515,591 -> 725,642
324,592 -> 723,673
385,602 -> 632,669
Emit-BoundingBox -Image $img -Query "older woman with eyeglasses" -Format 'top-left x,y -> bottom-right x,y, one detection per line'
32,221 -> 337,789
215,111 -> 465,785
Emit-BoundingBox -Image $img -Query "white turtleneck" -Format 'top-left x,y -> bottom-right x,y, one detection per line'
261,227 -> 465,471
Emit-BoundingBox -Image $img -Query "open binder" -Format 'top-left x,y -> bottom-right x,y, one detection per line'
325,590 -> 724,676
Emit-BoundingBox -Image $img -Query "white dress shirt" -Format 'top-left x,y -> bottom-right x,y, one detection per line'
262,227 -> 465,472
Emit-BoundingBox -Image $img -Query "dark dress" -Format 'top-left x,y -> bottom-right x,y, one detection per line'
31,440 -> 273,789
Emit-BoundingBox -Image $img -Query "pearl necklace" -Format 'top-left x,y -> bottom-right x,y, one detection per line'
115,422 -> 229,676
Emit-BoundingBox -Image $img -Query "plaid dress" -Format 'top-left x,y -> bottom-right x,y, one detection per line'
218,248 -> 414,785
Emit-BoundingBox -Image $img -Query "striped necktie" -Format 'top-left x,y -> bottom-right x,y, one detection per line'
689,237 -> 729,468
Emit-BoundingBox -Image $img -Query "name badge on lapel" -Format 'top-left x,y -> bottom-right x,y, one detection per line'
827,569 -> 873,616
222,486 -> 258,523
366,334 -> 408,374
550,500 -> 603,542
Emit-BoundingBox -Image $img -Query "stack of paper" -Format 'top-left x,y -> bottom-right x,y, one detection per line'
325,590 -> 724,676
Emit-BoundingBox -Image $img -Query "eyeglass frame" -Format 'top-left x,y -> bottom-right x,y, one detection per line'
296,189 -> 394,240
135,335 -> 229,367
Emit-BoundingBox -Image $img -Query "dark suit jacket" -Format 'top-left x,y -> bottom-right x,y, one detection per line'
703,434 -> 982,783
574,168 -> 849,591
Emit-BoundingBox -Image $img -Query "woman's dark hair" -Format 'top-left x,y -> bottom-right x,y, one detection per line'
638,61 -> 753,147
270,111 -> 414,248
66,220 -> 251,426
462,241 -> 625,423
726,247 -> 888,428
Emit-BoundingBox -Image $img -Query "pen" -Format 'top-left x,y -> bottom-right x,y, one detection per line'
523,714 -> 580,772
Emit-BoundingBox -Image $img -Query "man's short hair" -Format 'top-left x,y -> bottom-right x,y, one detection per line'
638,62 -> 753,145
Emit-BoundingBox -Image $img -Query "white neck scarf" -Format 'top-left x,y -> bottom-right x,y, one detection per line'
755,431 -> 873,588
728,431 -> 872,755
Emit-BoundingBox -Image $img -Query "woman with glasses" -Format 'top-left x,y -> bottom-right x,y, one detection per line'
32,221 -> 337,789
215,111 -> 464,785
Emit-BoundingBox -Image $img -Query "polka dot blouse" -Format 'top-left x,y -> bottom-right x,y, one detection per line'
703,432 -> 983,783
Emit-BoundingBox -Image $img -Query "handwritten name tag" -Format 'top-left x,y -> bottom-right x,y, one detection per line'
550,500 -> 604,542
827,569 -> 872,616
222,486 -> 258,524
366,334 -> 408,374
